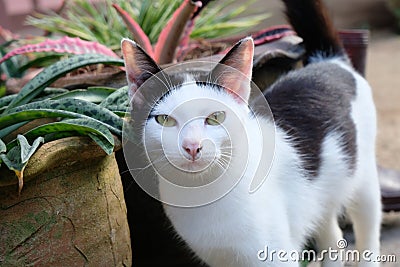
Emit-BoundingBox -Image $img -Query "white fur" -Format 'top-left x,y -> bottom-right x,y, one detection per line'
144,62 -> 381,266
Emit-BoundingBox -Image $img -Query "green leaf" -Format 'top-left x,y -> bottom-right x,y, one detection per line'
4,99 -> 123,136
0,138 -> 5,153
88,133 -> 114,155
0,122 -> 28,139
0,84 -> 6,98
4,54 -> 123,112
0,94 -> 17,109
33,87 -> 70,101
51,87 -> 116,103
18,54 -> 64,72
0,135 -> 44,193
21,119 -> 114,155
19,134 -> 44,163
99,86 -> 129,110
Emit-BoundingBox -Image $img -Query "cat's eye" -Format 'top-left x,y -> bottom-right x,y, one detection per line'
205,111 -> 226,126
155,115 -> 177,127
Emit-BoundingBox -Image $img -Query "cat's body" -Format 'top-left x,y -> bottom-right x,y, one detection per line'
121,0 -> 381,266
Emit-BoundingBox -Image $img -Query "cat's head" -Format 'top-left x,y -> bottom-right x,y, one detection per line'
121,38 -> 254,185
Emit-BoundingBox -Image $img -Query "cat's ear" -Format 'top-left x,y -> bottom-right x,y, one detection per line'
121,38 -> 162,103
211,37 -> 254,103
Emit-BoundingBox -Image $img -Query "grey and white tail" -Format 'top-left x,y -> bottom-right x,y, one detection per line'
282,0 -> 348,64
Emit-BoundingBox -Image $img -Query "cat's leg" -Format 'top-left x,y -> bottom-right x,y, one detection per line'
315,212 -> 345,267
346,167 -> 381,267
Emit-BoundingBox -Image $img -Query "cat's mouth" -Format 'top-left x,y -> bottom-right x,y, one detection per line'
171,153 -> 217,173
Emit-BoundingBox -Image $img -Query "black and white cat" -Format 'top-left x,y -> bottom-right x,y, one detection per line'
121,0 -> 381,266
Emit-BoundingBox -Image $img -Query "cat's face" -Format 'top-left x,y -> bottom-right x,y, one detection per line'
121,37 -> 254,185
144,80 -> 250,179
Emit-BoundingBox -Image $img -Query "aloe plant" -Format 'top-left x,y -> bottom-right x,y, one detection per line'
0,53 -> 129,193
0,36 -> 123,89
26,0 -> 269,62
0,37 -> 119,65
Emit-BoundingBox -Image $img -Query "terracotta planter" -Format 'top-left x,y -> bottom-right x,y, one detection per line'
0,137 -> 131,266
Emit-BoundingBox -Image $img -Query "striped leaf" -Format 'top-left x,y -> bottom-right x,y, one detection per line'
5,99 -> 123,136
0,94 -> 17,109
21,119 -> 114,155
0,122 -> 29,139
0,138 -> 5,153
4,54 -> 124,111
0,37 -> 119,65
99,86 -> 129,111
51,87 -> 116,103
0,135 -> 44,194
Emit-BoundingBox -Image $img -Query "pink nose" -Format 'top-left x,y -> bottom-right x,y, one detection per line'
182,142 -> 202,160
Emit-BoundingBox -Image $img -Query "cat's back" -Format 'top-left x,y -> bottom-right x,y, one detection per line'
265,60 -> 357,119
264,60 -> 373,176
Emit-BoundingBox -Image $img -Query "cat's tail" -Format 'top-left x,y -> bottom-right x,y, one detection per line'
282,0 -> 347,64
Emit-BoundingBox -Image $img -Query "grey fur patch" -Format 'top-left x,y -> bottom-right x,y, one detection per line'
265,62 -> 357,177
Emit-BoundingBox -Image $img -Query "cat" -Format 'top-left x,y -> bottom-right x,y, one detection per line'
121,0 -> 382,266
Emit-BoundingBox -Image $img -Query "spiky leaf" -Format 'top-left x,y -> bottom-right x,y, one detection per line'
0,138 -> 5,153
4,54 -> 124,111
154,0 -> 201,64
112,3 -> 154,57
2,99 -> 123,136
0,94 -> 17,109
99,86 -> 129,109
0,36 -> 119,64
0,135 -> 44,193
51,87 -> 116,103
20,119 -> 114,155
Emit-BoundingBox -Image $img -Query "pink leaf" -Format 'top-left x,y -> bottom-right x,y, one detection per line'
252,25 -> 296,46
0,37 -> 119,64
154,0 -> 202,64
112,3 -> 154,59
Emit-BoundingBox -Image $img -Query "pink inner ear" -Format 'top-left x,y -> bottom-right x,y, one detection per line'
215,37 -> 254,103
224,82 -> 251,105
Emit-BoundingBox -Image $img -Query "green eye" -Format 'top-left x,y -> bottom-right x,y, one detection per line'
206,111 -> 226,126
155,115 -> 177,127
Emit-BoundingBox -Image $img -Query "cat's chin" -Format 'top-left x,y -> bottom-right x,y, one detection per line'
174,159 -> 215,173
154,158 -> 226,187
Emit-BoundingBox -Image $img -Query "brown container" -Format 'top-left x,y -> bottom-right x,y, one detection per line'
339,29 -> 369,76
0,137 -> 132,266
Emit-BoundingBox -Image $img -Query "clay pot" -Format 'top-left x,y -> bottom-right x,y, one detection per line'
0,137 -> 131,266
